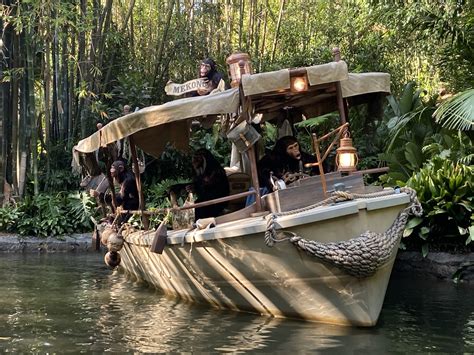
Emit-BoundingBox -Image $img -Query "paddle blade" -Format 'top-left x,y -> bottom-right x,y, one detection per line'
149,221 -> 168,254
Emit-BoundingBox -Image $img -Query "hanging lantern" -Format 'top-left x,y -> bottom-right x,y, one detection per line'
226,52 -> 252,88
336,131 -> 358,172
290,76 -> 308,92
290,68 -> 308,93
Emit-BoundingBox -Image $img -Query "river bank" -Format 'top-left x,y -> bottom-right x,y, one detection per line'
1,234 -> 473,282
0,234 -> 93,253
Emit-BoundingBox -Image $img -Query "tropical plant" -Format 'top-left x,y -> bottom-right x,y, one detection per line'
434,89 -> 474,131
189,125 -> 232,167
402,157 -> 473,257
0,192 -> 96,237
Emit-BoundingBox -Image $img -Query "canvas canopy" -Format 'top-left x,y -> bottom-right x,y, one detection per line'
241,61 -> 349,96
74,88 -> 240,158
341,73 -> 390,98
74,62 -> 390,159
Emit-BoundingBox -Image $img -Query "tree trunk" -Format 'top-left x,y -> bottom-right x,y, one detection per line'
77,0 -> 87,138
152,0 -> 175,92
0,3 -> 13,199
238,0 -> 244,49
271,0 -> 285,62
26,31 -> 38,196
11,30 -> 20,193
260,5 -> 268,71
121,0 -> 136,32
43,35 -> 52,187
18,33 -> 30,197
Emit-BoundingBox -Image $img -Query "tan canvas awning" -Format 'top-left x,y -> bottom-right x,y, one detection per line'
74,88 -> 240,157
341,73 -> 391,97
241,61 -> 349,96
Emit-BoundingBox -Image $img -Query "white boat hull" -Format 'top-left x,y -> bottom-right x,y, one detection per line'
119,193 -> 410,326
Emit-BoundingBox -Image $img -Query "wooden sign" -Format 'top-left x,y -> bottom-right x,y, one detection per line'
165,78 -> 209,96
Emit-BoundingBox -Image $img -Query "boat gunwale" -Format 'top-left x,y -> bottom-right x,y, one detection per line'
124,192 -> 410,246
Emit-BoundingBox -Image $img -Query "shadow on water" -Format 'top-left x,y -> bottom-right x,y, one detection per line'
0,253 -> 473,353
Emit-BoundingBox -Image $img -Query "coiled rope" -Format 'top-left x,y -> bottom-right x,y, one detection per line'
264,187 -> 422,278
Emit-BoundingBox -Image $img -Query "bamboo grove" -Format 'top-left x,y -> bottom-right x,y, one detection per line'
0,0 -> 472,199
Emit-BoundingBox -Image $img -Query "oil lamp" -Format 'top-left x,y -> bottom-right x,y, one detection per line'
290,75 -> 308,92
289,68 -> 309,93
336,131 -> 358,172
303,123 -> 358,194
226,52 -> 252,88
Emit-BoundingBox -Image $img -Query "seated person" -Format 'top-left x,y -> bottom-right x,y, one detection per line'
187,148 -> 229,220
258,136 -> 317,191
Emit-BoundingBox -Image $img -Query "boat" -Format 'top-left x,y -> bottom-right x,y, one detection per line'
74,50 -> 422,326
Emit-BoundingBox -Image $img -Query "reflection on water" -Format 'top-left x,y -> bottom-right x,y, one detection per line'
0,253 -> 473,353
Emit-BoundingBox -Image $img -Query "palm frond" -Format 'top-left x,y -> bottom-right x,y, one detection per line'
434,89 -> 474,131
294,113 -> 335,129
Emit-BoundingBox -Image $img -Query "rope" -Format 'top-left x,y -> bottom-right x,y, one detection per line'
264,187 -> 422,278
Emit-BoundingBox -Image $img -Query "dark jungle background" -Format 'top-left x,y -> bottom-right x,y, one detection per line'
0,0 -> 472,254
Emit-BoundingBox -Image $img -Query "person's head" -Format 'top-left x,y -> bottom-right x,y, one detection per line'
274,136 -> 301,161
110,160 -> 126,181
200,58 -> 216,78
123,105 -> 131,115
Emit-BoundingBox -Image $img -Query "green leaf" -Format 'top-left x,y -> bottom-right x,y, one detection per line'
403,228 -> 413,238
466,226 -> 474,245
399,81 -> 416,115
404,142 -> 423,169
406,216 -> 423,229
422,243 -> 429,258
420,226 -> 430,237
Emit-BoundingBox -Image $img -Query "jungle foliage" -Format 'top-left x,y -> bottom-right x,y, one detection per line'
0,1 -> 473,242
402,157 -> 473,256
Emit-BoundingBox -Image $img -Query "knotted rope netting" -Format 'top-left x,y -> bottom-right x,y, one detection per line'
264,187 -> 422,278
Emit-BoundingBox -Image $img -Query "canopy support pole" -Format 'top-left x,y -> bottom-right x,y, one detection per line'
129,136 -> 149,230
333,47 -> 348,124
239,84 -> 262,212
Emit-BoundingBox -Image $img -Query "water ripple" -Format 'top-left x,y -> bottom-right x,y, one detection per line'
0,254 -> 473,353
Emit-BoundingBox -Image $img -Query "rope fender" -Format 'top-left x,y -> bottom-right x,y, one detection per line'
264,187 -> 422,278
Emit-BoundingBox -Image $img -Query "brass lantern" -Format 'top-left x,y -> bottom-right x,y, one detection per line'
290,76 -> 308,92
226,52 -> 252,88
336,131 -> 358,172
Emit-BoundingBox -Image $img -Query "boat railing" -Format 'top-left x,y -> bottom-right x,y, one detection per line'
119,189 -> 257,216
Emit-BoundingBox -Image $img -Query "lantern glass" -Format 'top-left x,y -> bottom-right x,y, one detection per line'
290,76 -> 308,92
338,152 -> 356,170
336,135 -> 358,172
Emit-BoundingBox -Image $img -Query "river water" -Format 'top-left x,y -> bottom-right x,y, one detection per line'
0,253 -> 473,353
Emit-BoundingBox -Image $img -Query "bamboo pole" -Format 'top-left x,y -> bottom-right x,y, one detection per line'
129,135 -> 148,229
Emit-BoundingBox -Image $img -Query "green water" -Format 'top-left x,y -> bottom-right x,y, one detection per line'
0,253 -> 473,353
